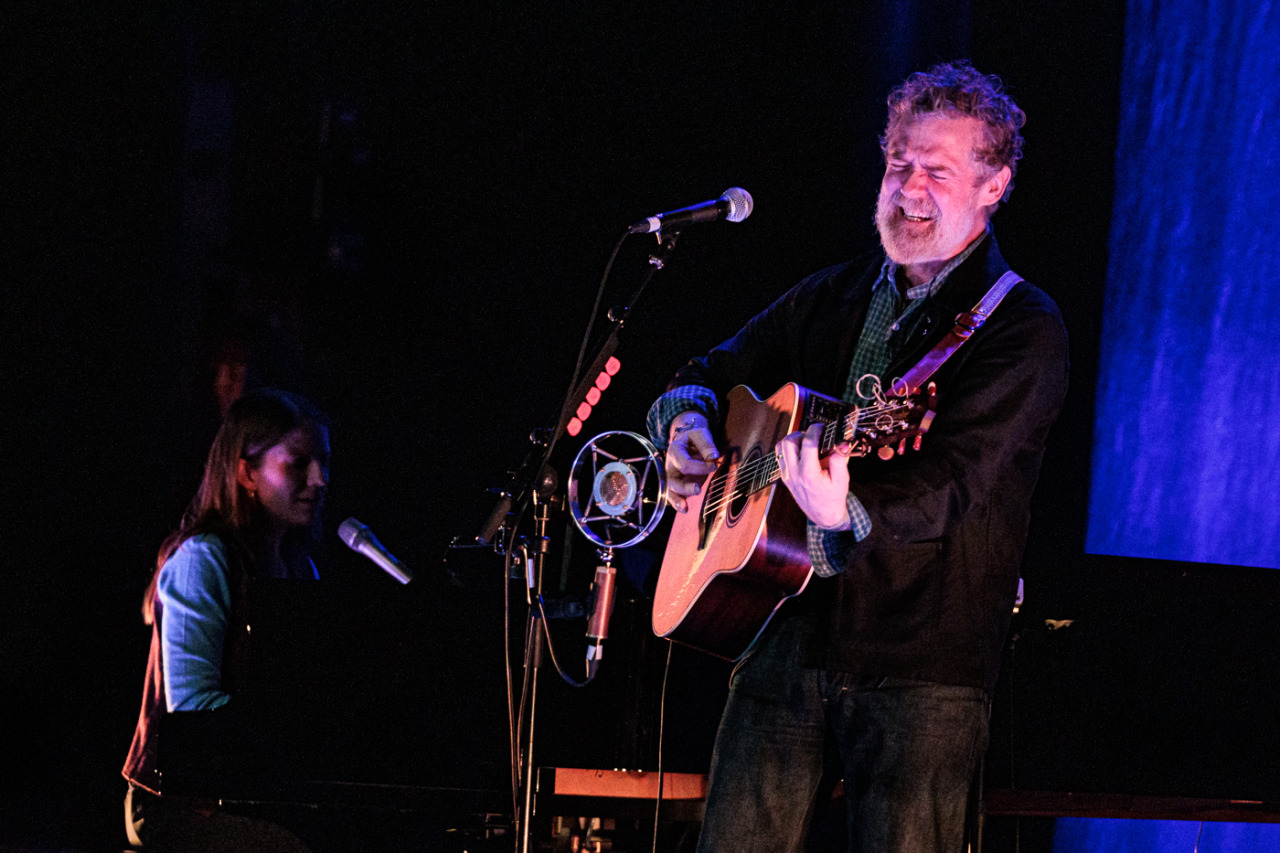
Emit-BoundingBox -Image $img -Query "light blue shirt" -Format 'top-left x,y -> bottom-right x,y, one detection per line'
158,534 -> 233,712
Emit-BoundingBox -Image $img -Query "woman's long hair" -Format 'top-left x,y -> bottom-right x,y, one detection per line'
142,388 -> 328,623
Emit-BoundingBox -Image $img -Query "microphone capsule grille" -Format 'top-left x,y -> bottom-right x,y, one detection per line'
338,517 -> 368,548
599,469 -> 633,507
721,187 -> 754,223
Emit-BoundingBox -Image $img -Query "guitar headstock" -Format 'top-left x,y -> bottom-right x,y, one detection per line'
843,380 -> 938,460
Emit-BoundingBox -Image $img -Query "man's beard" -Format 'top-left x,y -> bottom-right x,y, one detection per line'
874,188 -> 981,267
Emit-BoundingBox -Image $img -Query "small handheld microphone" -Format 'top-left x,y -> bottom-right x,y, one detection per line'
628,187 -> 754,234
339,518 -> 413,584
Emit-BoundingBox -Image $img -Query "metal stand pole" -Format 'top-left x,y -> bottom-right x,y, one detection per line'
518,494 -> 553,853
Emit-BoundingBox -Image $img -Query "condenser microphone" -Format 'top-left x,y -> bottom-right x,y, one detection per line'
585,564 -> 618,677
628,187 -> 754,234
339,518 -> 413,584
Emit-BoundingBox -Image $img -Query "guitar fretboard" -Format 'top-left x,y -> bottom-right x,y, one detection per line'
699,398 -> 915,519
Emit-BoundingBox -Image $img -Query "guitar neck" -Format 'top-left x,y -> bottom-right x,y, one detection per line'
739,405 -> 860,497
737,395 -> 919,498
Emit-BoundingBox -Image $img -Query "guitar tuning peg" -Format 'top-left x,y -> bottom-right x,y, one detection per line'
878,445 -> 895,461
896,438 -> 907,456
913,435 -> 924,452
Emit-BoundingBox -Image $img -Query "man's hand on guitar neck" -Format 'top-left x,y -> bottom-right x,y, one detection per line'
665,412 -> 721,513
777,422 -> 854,532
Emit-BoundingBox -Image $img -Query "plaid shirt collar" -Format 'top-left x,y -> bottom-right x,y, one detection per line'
875,224 -> 991,301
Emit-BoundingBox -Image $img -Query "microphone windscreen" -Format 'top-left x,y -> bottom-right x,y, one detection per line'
338,517 -> 369,549
721,187 -> 754,223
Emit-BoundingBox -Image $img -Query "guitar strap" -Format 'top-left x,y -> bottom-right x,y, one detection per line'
896,269 -> 1024,392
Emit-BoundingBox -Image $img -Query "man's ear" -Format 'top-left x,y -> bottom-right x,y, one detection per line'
236,458 -> 257,493
983,165 -> 1013,206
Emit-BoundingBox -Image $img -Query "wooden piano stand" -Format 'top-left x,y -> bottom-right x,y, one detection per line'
533,768 -> 707,852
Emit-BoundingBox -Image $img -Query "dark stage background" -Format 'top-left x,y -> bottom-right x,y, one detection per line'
6,2 -> 1279,851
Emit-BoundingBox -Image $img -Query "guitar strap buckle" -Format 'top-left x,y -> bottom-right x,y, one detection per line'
954,310 -> 986,337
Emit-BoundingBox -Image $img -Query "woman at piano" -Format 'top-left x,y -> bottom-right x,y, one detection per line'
121,387 -> 329,850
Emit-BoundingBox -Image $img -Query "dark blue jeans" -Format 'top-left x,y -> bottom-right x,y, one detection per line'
696,617 -> 989,853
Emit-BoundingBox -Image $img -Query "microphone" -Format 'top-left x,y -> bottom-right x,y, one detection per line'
585,563 -> 618,676
475,491 -> 512,547
339,518 -> 413,584
628,187 -> 754,234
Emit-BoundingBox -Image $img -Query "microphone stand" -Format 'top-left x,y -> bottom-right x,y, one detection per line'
454,229 -> 684,853
454,230 -> 681,553
517,489 -> 552,850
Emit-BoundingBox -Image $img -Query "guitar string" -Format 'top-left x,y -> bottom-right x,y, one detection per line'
709,401 -> 900,497
701,430 -> 842,518
699,399 -> 905,511
700,398 -> 914,516
698,400 -> 911,517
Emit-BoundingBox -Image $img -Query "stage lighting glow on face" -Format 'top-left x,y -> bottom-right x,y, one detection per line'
568,431 -> 667,549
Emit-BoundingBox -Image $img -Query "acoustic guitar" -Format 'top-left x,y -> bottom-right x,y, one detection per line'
652,380 -> 935,660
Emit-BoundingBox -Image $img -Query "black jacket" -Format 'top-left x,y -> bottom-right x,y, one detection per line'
668,235 -> 1069,693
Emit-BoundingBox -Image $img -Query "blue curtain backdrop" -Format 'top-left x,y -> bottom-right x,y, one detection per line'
1056,818 -> 1280,852
1070,1 -> 1280,850
1087,0 -> 1280,570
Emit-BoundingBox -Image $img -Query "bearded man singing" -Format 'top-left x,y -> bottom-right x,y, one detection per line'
647,61 -> 1069,853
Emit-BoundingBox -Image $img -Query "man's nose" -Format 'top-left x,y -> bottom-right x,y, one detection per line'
901,168 -> 929,196
308,461 -> 329,487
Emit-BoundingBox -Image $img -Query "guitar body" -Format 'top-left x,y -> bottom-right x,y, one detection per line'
652,383 -> 819,660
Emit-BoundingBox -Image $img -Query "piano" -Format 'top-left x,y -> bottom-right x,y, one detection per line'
156,577 -> 512,851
